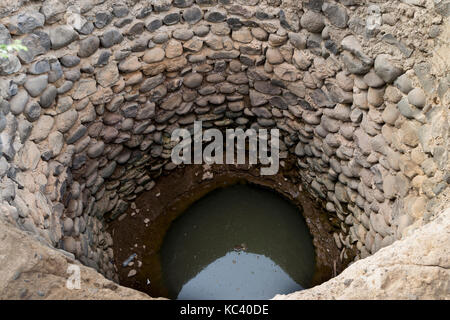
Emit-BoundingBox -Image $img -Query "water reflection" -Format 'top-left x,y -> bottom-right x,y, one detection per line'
160,183 -> 315,299
178,251 -> 303,300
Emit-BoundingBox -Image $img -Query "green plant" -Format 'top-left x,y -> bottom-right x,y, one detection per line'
0,40 -> 27,59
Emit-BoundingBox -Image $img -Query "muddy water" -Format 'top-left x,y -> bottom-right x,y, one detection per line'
158,184 -> 315,300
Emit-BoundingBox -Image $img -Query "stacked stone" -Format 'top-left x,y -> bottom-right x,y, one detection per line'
0,0 -> 447,280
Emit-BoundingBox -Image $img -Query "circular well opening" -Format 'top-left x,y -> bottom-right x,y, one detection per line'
152,183 -> 315,300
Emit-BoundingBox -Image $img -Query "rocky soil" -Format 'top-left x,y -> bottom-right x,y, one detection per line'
0,216 -> 152,299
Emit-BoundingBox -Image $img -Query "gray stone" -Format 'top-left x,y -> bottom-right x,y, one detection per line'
173,29 -> 194,41
95,11 -> 113,29
39,85 -> 57,108
49,25 -> 79,50
300,10 -> 325,33
322,3 -> 348,28
24,75 -> 48,97
11,11 -> 45,34
382,103 -> 400,125
254,81 -> 281,95
18,119 -> 32,143
183,73 -> 203,88
9,90 -> 29,115
48,131 -> 63,156
394,74 -> 413,94
341,52 -> 371,75
174,0 -> 194,7
64,69 -> 81,82
100,29 -> 123,48
183,6 -> 203,24
78,36 -> 100,58
363,70 -> 385,88
205,10 -> 227,23
66,125 -> 87,144
29,60 -> 50,75
146,19 -> 163,32
249,90 -> 268,107
30,115 -> 54,142
163,13 -> 181,25
374,54 -> 403,83
87,141 -> 105,158
24,102 -> 41,122
0,55 -> 21,76
56,109 -> 78,133
407,88 -> 426,108
17,32 -> 49,64
140,74 -> 165,93
72,79 -> 97,100
397,97 -> 419,119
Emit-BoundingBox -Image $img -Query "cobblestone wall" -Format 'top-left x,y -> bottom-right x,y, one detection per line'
0,0 -> 448,284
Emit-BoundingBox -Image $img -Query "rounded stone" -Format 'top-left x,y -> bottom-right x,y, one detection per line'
100,29 -> 123,48
49,25 -> 78,49
163,13 -> 180,26
9,90 -> 29,115
60,55 -> 81,68
300,11 -> 325,33
78,36 -> 100,58
63,237 -> 76,254
407,88 -> 426,108
205,10 -> 227,23
165,39 -> 183,58
24,75 -> 48,97
183,6 -> 203,25
48,131 -> 64,156
172,29 -> 194,41
63,218 -> 74,233
143,47 -> 165,64
183,73 -> 203,88
24,101 -> 41,122
39,85 -> 57,108
394,74 -> 413,94
87,141 -> 105,158
56,109 -> 78,133
374,54 -> 403,83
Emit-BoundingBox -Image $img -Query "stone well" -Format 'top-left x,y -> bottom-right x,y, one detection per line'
0,0 -> 448,299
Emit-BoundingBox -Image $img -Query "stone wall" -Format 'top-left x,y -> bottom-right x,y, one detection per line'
0,0 -> 448,294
